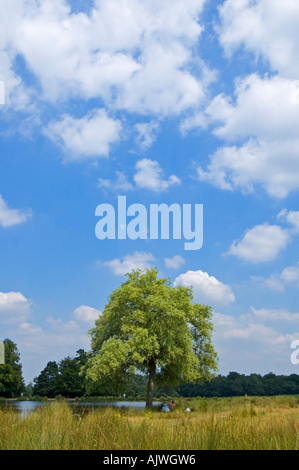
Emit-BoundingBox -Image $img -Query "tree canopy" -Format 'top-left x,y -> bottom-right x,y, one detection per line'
33,349 -> 88,398
33,361 -> 59,398
85,267 -> 218,407
0,339 -> 25,398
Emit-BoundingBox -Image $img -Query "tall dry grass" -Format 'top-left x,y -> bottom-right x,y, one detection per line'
0,396 -> 299,450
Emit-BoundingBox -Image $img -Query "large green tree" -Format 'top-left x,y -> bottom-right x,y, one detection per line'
0,339 -> 25,397
85,268 -> 218,407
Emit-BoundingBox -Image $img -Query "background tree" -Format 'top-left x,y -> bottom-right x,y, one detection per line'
0,339 -> 25,397
58,349 -> 88,397
32,350 -> 89,398
33,361 -> 59,397
24,382 -> 34,398
85,268 -> 218,407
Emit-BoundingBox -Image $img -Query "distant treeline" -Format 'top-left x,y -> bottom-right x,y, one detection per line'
2,339 -> 299,399
177,372 -> 299,398
129,372 -> 299,399
32,365 -> 299,399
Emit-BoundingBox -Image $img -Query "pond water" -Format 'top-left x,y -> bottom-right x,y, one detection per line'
2,400 -> 162,416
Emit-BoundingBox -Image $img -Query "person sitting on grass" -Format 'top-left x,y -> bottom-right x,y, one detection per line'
161,403 -> 171,412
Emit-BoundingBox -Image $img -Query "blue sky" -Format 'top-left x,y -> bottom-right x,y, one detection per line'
1,0 -> 299,384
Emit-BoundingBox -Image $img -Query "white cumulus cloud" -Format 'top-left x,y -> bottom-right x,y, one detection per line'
97,171 -> 134,193
44,109 -> 122,161
134,159 -> 181,192
196,74 -> 299,198
278,209 -> 299,233
73,305 -> 102,324
218,0 -> 299,79
185,1 -> 299,199
228,224 -> 290,263
174,269 -> 235,306
101,251 -> 155,276
164,255 -> 185,269
134,121 -> 161,151
0,195 -> 32,228
0,291 -> 32,324
252,261 -> 299,292
213,308 -> 299,375
0,0 -> 212,117
281,264 -> 299,285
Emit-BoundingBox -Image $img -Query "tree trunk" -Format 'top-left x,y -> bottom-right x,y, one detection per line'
146,358 -> 156,408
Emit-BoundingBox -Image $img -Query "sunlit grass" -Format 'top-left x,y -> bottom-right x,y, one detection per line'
0,396 -> 299,450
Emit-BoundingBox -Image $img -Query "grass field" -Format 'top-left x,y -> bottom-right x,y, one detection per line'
1,395 -> 299,450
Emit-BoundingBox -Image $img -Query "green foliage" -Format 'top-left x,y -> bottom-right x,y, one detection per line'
58,349 -> 88,397
85,268 -> 218,406
178,372 -> 299,397
33,361 -> 60,398
24,383 -> 34,397
33,350 -> 88,398
0,339 -> 25,398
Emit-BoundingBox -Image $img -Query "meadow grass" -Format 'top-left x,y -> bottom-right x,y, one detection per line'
0,395 -> 299,450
